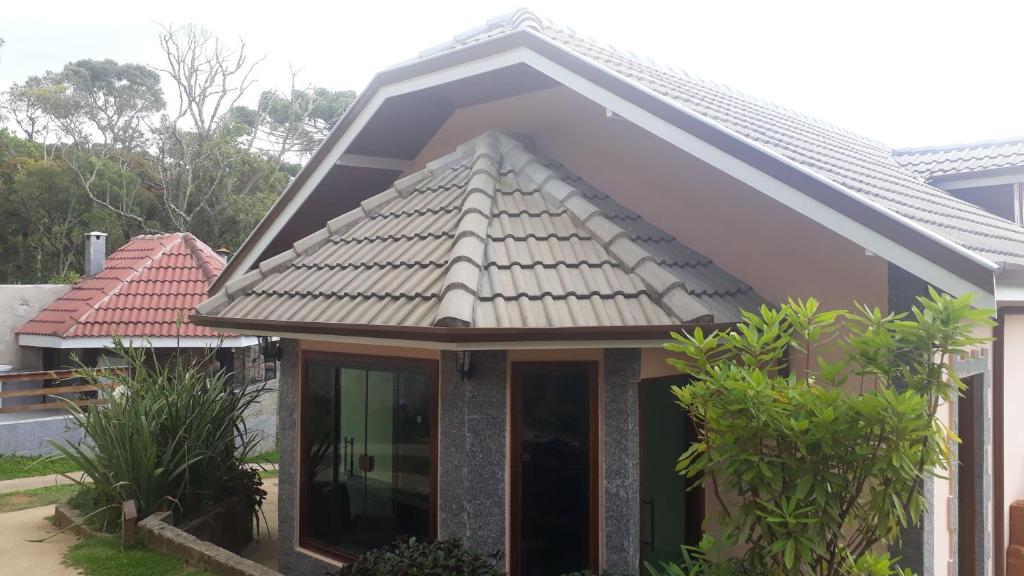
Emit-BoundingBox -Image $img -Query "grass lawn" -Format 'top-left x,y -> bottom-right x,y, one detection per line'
245,447 -> 278,465
0,483 -> 78,513
0,454 -> 78,481
65,535 -> 214,576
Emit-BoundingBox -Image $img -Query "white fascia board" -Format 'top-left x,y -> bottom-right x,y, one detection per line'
223,42 -> 995,306
17,335 -> 259,349
336,154 -> 412,172
995,269 -> 1024,307
935,171 -> 1024,191
510,42 -> 996,305
226,47 -> 539,281
212,326 -> 668,351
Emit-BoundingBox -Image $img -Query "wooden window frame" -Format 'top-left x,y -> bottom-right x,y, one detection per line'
510,361 -> 600,576
297,350 -> 439,563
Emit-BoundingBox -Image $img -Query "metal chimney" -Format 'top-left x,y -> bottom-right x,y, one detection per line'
84,231 -> 107,277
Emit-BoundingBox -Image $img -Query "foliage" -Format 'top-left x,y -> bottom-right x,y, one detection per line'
65,535 -> 212,576
0,25 -> 354,284
661,289 -> 993,575
48,338 -> 269,528
0,453 -> 79,481
332,537 -> 504,576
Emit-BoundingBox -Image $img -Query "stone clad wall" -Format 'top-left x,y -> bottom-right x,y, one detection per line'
603,348 -> 641,575
438,350 -> 507,557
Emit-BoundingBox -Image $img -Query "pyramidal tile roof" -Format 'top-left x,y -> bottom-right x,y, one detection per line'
18,233 -> 231,339
894,137 -> 1024,180
418,9 -> 1024,266
197,131 -> 763,330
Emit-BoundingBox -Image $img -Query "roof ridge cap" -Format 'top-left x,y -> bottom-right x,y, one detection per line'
181,233 -> 221,286
433,133 -> 501,327
72,235 -> 186,336
503,140 -> 714,323
894,136 -> 1024,155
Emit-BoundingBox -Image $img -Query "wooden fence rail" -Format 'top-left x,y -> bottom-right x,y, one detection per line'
0,367 -> 124,415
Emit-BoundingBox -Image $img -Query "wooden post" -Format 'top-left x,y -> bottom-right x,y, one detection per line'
1008,501 -> 1024,576
122,500 -> 138,547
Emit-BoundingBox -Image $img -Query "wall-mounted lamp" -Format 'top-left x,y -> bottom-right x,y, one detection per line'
455,351 -> 474,381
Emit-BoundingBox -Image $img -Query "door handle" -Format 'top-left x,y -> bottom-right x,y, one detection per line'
359,453 -> 375,473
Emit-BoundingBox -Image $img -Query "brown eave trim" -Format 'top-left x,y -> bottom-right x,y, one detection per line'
216,28 -> 995,294
191,313 -> 730,343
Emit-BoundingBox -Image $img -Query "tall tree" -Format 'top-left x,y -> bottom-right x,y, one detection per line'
150,23 -> 264,232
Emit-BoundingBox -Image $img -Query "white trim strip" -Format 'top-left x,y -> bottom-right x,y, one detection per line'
934,171 -> 1024,191
336,154 -> 412,172
228,47 -> 538,280
16,335 -> 259,349
223,42 -> 996,305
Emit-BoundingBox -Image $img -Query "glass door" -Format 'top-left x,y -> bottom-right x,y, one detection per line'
302,356 -> 435,559
640,376 -> 703,568
511,363 -> 597,576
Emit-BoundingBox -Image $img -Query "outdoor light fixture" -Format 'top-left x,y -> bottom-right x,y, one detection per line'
455,350 -> 474,381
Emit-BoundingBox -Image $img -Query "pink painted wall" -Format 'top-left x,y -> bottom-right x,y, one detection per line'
1003,315 -> 1024,568
410,87 -> 889,313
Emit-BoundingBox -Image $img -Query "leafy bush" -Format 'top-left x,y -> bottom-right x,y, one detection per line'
50,338 -> 268,528
661,289 -> 991,575
333,537 -> 503,576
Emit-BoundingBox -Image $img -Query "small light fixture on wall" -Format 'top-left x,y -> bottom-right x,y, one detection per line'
455,351 -> 474,381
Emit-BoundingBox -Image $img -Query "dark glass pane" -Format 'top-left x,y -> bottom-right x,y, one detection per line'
640,377 -> 701,567
302,359 -> 432,557
518,365 -> 590,576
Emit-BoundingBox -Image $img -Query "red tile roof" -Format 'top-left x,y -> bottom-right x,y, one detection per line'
17,233 -> 232,339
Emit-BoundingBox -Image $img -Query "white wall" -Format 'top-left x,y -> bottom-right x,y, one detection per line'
0,284 -> 69,368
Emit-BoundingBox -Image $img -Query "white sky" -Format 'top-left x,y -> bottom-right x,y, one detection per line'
0,0 -> 1021,149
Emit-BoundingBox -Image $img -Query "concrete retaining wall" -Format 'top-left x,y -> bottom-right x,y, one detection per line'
140,510 -> 282,576
0,413 -> 85,455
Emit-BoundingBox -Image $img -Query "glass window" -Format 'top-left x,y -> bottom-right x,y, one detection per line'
301,355 -> 435,558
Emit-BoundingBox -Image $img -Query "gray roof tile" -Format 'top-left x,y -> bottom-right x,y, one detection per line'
198,131 -> 763,329
431,10 -> 1024,266
894,137 -> 1024,180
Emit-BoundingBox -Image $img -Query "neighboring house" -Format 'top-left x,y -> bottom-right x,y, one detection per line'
895,137 -> 1024,225
4,232 -> 274,454
194,10 -> 1023,576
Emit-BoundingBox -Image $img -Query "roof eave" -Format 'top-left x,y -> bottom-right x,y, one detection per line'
191,313 -> 730,344
212,26 -> 997,300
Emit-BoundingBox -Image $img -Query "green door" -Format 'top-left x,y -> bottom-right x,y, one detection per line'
640,376 -> 703,568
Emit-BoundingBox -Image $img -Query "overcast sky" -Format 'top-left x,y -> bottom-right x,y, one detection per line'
1,0 -> 1020,149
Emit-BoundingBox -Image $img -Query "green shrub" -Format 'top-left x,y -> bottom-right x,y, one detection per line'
333,537 -> 503,576
661,289 -> 991,575
50,338 -> 268,528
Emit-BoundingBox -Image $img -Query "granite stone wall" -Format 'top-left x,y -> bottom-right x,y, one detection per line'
438,350 -> 508,559
275,339 -> 338,576
603,348 -> 641,575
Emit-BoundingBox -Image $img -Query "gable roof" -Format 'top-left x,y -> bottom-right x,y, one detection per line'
894,137 -> 1024,181
195,131 -> 763,338
17,233 -> 240,346
212,9 -> 1020,302
430,11 -> 1024,268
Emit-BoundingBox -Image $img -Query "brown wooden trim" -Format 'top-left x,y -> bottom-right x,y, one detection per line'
992,306 -> 1024,576
0,398 -> 105,414
0,367 -> 125,383
0,383 -> 110,399
193,314 -> 733,343
296,349 -> 439,562
510,361 -> 600,576
215,28 -> 996,295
